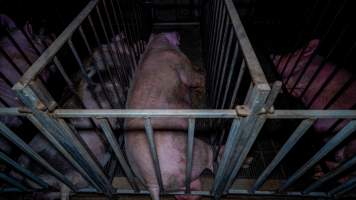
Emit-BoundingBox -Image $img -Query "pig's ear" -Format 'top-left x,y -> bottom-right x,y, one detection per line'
303,39 -> 320,57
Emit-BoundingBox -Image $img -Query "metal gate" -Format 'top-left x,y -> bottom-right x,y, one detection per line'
0,0 -> 355,199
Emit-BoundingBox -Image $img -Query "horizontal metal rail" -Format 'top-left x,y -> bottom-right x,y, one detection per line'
52,109 -> 356,119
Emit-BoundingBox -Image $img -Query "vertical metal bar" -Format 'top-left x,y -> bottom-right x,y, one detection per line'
0,150 -> 48,189
185,118 -> 195,194
228,60 -> 246,108
95,6 -> 128,94
114,0 -> 139,62
114,0 -> 140,61
211,7 -> 228,97
280,120 -> 356,191
144,118 -> 164,192
101,0 -> 132,83
0,121 -> 77,191
0,172 -> 29,192
215,28 -> 233,108
207,0 -> 222,103
98,118 -> 139,191
212,16 -> 230,107
304,155 -> 356,194
221,84 -> 272,192
251,119 -> 315,192
264,81 -> 282,110
88,15 -> 123,108
221,42 -> 239,108
108,0 -> 136,75
212,118 -> 241,193
210,4 -> 227,105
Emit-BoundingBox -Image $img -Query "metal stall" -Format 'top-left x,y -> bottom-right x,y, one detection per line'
0,0 -> 355,199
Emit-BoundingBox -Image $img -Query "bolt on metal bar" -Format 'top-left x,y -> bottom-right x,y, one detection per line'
185,118 -> 195,194
0,172 -> 29,192
251,119 -> 315,192
0,121 -> 77,191
0,150 -> 48,189
144,118 -> 164,192
304,155 -> 356,194
280,120 -> 356,191
98,118 -> 139,191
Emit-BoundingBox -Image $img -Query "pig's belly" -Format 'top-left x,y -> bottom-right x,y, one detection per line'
125,131 -> 208,191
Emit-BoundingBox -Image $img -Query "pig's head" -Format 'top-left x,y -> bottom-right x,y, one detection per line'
147,32 -> 181,50
272,39 -> 320,96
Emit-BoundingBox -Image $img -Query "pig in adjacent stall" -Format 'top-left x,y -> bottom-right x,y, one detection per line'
0,14 -> 53,155
124,32 -> 211,200
12,129 -> 110,200
272,39 -> 356,181
0,14 -> 53,122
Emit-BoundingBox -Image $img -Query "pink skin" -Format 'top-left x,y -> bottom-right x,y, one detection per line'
125,32 -> 209,200
12,130 -> 110,200
273,39 -> 356,182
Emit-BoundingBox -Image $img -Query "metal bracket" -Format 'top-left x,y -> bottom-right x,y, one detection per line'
236,105 -> 250,117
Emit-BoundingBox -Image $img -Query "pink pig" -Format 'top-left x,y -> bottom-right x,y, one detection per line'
273,39 -> 356,180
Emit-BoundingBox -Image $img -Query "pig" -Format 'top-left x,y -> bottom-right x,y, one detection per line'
0,14 -> 52,126
0,14 -> 53,155
272,39 -> 356,181
12,129 -> 110,200
124,32 -> 211,200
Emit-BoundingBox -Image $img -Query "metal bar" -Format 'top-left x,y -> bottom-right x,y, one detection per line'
0,121 -> 77,191
224,0 -> 269,87
211,8 -> 228,103
26,114 -> 100,192
144,118 -> 164,192
0,150 -> 48,189
304,155 -> 356,194
264,81 -> 282,110
213,15 -> 230,106
216,85 -> 270,197
209,2 -> 226,104
221,41 -> 239,108
108,0 -> 135,76
153,22 -> 200,26
98,118 -> 139,191
53,109 -> 237,118
185,118 -> 195,194
87,15 -> 121,108
215,28 -> 234,108
229,60 -> 246,108
0,172 -> 28,192
329,176 -> 356,197
212,118 -> 241,193
0,107 -> 28,116
280,120 -> 356,191
251,119 -> 315,192
52,109 -> 356,119
17,0 -> 99,86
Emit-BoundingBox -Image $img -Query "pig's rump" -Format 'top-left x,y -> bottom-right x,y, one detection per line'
124,130 -> 213,191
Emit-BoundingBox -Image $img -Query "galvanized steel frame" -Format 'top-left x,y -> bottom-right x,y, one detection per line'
0,0 -> 355,199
